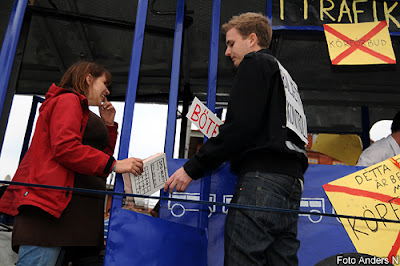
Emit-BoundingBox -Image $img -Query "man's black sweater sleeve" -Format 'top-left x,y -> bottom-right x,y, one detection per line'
184,54 -> 276,179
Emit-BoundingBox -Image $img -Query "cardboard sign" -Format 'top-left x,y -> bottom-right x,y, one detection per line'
323,155 -> 400,260
186,97 -> 223,139
324,21 -> 396,65
277,61 -> 308,144
311,134 -> 362,165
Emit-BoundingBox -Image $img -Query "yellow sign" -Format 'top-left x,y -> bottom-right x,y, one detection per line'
311,134 -> 362,166
324,155 -> 400,260
324,21 -> 396,65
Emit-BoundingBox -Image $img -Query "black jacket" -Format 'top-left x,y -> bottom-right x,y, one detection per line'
184,49 -> 308,181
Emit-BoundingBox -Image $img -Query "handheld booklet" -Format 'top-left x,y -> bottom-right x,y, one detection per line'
123,153 -> 169,197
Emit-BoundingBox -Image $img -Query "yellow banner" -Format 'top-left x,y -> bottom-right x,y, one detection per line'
324,21 -> 396,65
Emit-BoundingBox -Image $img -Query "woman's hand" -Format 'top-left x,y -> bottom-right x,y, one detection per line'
115,157 -> 144,176
100,99 -> 116,126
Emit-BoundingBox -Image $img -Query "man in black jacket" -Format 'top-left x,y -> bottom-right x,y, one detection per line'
164,12 -> 308,265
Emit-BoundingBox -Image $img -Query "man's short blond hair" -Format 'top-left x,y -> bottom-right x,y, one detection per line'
221,12 -> 272,49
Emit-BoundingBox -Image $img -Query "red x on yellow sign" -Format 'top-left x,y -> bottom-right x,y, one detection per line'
324,21 -> 396,65
323,155 -> 400,262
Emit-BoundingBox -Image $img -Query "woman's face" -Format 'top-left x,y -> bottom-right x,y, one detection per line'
86,73 -> 110,106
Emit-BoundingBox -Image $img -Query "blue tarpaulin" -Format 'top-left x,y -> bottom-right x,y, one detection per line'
105,161 -> 364,265
104,206 -> 207,266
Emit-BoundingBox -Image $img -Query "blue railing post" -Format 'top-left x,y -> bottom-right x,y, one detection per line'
361,106 -> 370,150
19,96 -> 44,162
0,0 -> 28,156
198,0 -> 221,230
164,0 -> 185,158
161,0 -> 185,206
106,0 -> 149,243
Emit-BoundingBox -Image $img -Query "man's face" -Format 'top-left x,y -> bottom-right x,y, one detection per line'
225,27 -> 253,67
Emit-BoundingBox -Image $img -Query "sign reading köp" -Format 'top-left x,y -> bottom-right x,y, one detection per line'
186,97 -> 223,138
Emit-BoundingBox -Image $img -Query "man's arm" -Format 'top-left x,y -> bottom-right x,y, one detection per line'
185,56 -> 276,176
164,55 -> 276,192
356,145 -> 386,167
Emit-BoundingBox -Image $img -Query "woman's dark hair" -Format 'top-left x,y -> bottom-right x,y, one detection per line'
58,61 -> 111,96
392,111 -> 400,133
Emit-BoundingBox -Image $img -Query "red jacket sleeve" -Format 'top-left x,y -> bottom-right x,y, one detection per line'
104,123 -> 118,156
48,94 -> 114,177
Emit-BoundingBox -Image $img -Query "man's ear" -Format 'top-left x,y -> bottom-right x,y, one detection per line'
249,33 -> 258,47
85,74 -> 93,86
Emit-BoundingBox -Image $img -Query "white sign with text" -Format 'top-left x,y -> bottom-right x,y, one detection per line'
277,61 -> 308,144
186,97 -> 223,138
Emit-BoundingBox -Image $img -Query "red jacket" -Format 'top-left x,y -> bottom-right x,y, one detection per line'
0,84 -> 118,218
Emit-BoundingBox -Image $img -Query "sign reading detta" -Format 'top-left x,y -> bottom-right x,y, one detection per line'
323,155 -> 400,260
270,0 -> 400,33
323,21 -> 396,65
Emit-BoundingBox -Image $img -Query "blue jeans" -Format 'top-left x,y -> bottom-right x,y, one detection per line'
224,171 -> 303,265
17,245 -> 62,266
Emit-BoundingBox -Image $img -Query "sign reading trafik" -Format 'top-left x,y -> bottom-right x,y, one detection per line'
270,0 -> 400,33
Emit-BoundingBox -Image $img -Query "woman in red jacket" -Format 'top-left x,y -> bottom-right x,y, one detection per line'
0,61 -> 143,265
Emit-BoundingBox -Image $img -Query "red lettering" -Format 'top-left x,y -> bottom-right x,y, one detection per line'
211,124 -> 220,137
190,104 -> 201,122
206,118 -> 216,134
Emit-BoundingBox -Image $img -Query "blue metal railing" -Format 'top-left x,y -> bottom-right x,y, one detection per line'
19,95 -> 45,162
107,0 -> 149,243
198,0 -> 221,230
0,0 -> 28,157
164,0 -> 185,158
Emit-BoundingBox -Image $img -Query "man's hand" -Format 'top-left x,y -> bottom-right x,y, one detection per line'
164,167 -> 193,193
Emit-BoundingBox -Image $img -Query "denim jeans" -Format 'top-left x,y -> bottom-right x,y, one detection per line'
224,171 -> 303,266
17,245 -> 62,266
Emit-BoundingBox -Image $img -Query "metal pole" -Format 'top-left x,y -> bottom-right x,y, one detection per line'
198,0 -> 221,230
164,0 -> 185,158
106,0 -> 149,246
0,0 -> 28,155
361,106 -> 370,150
19,96 -> 44,163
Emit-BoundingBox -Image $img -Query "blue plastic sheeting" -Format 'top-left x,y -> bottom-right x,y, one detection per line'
104,208 -> 207,266
160,159 -> 236,266
160,162 -> 363,265
298,164 -> 359,265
